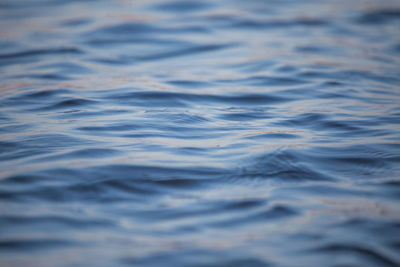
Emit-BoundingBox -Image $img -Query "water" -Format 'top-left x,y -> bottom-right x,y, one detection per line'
1,0 -> 400,266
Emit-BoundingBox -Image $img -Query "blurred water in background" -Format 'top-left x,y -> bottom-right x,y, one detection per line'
1,0 -> 400,266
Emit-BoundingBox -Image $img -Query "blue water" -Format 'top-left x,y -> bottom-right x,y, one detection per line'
1,0 -> 400,266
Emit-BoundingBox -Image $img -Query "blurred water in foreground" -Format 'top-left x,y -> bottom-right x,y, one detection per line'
1,0 -> 400,266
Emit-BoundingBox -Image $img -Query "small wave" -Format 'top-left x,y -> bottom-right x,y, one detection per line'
0,48 -> 83,66
229,18 -> 330,29
1,0 -> 400,266
357,9 -> 400,24
309,244 -> 400,267
107,91 -> 290,107
0,239 -> 76,252
151,1 -> 213,13
235,149 -> 335,182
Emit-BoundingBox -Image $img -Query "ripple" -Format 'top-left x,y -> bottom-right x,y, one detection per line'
357,9 -> 400,25
43,98 -> 97,110
236,149 -> 335,182
309,244 -> 400,267
229,18 -> 330,29
0,48 -> 83,59
0,48 -> 83,66
0,239 -> 77,252
151,1 -> 213,13
1,0 -> 400,266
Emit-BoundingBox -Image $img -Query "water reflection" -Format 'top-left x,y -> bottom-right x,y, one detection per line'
1,0 -> 400,266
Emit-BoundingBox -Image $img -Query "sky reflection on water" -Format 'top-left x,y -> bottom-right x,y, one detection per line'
1,0 -> 400,266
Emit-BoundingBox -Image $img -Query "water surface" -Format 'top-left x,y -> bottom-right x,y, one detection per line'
1,0 -> 400,266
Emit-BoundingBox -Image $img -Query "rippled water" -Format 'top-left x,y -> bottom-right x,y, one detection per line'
1,0 -> 400,266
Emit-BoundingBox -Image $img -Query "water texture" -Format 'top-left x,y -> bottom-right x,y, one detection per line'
1,0 -> 400,266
